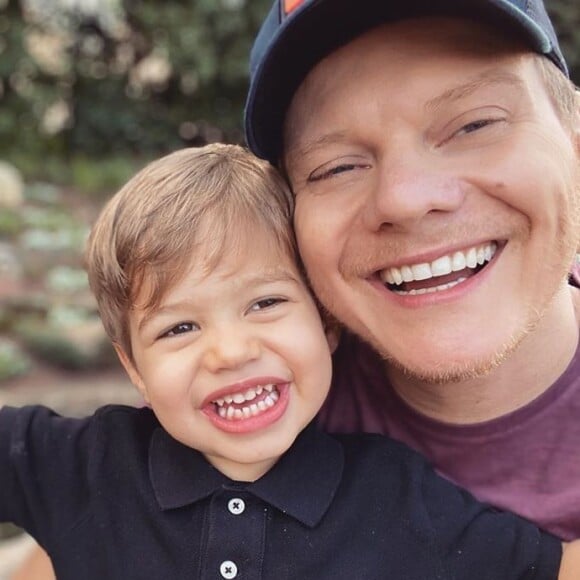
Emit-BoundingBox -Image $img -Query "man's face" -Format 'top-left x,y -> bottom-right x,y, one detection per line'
285,18 -> 580,383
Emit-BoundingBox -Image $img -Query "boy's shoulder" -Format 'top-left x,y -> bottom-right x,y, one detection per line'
329,430 -> 429,473
306,428 -> 440,503
0,403 -> 158,460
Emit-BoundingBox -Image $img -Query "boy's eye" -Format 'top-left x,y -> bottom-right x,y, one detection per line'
160,322 -> 199,338
249,297 -> 286,312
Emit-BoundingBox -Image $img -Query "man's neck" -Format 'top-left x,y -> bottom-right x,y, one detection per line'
386,286 -> 580,425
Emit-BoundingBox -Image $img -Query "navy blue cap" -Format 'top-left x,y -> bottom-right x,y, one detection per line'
245,0 -> 568,164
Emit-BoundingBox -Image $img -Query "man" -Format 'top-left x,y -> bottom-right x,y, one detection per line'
245,0 -> 580,541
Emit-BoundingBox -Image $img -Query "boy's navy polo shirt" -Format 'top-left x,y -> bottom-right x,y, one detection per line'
0,405 -> 561,579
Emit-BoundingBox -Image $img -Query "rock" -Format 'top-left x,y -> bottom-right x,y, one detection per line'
0,162 -> 24,208
0,243 -> 22,279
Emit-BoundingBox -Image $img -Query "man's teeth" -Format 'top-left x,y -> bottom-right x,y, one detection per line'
213,384 -> 279,420
380,242 -> 497,293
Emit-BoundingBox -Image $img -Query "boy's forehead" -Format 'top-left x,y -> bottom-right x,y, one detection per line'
139,220 -> 296,294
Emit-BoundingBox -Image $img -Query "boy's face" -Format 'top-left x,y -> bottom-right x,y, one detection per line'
118,228 -> 332,482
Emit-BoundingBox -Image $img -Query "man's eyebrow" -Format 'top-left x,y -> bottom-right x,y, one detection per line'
286,131 -> 350,166
425,70 -> 525,113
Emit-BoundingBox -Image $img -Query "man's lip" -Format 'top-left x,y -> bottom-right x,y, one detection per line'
368,242 -> 503,306
201,376 -> 289,407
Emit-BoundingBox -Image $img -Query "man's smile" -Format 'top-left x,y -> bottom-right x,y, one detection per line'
379,241 -> 498,295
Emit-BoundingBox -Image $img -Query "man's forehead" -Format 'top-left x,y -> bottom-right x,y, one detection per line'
284,20 -> 534,162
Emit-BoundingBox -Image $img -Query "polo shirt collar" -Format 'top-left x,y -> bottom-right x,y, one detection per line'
149,422 -> 344,528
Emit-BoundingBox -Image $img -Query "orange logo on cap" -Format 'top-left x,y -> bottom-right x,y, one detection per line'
284,0 -> 304,15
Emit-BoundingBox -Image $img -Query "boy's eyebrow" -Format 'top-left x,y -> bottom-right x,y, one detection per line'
424,70 -> 526,113
137,268 -> 301,333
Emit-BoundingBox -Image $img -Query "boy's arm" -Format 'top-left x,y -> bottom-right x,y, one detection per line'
10,545 -> 55,580
559,541 -> 580,579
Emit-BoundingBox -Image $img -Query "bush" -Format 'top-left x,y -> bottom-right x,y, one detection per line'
0,339 -> 31,381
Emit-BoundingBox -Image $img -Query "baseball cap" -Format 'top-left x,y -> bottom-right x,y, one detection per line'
245,0 -> 568,164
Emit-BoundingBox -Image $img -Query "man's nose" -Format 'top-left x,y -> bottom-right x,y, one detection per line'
362,155 -> 466,232
202,326 -> 261,373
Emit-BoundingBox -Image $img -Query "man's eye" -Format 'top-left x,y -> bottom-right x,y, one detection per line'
455,118 -> 500,136
310,163 -> 356,181
161,322 -> 198,338
249,297 -> 286,312
308,158 -> 371,182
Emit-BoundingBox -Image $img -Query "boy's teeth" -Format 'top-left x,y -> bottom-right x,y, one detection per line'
213,385 -> 280,421
381,242 -> 497,287
214,384 -> 273,408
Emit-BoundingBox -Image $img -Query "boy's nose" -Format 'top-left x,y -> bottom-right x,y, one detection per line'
202,328 -> 261,373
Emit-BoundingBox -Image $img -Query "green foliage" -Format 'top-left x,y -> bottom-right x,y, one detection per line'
547,0 -> 580,80
0,0 -> 271,173
69,155 -> 138,196
0,338 -> 31,381
0,207 -> 23,238
16,320 -> 92,371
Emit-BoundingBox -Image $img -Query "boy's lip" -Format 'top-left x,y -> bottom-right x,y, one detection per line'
202,381 -> 290,434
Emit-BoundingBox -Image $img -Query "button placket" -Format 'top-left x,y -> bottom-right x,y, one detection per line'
201,490 -> 265,579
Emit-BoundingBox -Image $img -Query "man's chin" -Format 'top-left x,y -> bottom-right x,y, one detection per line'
386,354 -> 502,385
377,332 -> 527,386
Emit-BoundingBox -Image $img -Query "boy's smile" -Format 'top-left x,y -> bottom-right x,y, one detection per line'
203,377 -> 288,433
118,227 -> 332,482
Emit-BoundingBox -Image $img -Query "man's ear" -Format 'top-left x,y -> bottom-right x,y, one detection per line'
113,343 -> 150,404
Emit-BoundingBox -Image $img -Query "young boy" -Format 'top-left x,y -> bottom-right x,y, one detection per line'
1,144 -> 578,579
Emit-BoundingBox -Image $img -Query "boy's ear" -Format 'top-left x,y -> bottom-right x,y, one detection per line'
574,89 -> 580,153
323,317 -> 342,354
113,343 -> 150,404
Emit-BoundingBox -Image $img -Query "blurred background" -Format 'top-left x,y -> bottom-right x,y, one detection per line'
0,0 -> 578,573
0,0 -> 271,402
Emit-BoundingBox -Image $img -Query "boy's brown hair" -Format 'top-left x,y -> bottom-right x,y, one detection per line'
85,144 -> 295,359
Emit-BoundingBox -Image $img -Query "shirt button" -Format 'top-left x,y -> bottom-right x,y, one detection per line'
220,560 -> 238,579
228,497 -> 245,515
